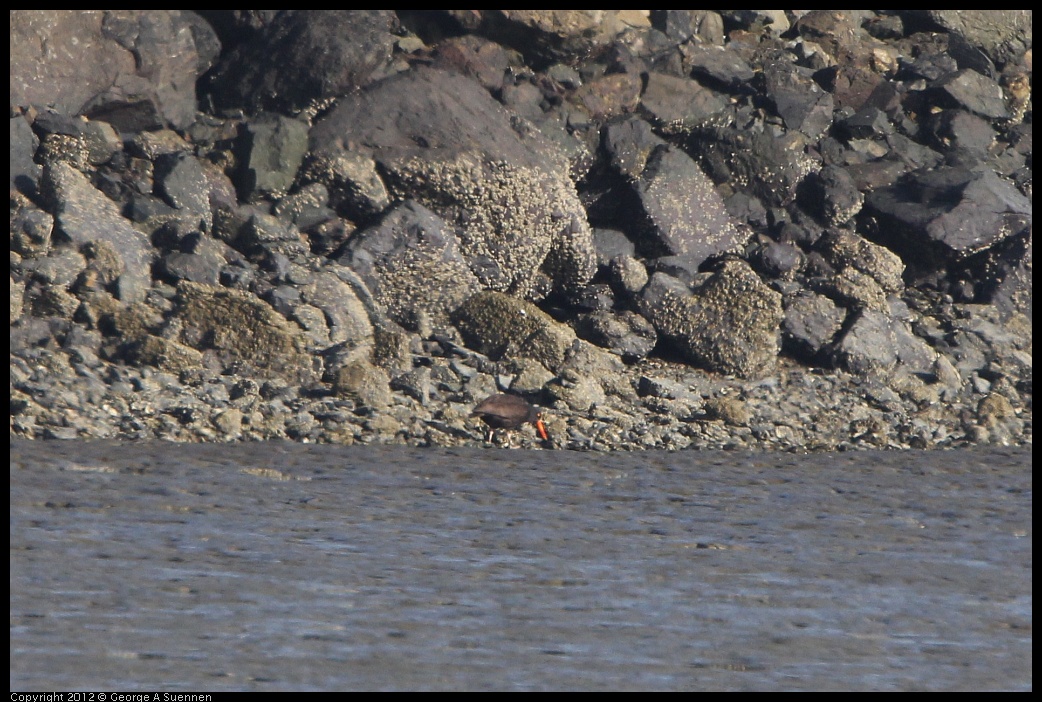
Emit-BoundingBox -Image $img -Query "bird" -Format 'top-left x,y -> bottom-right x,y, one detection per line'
471,393 -> 549,444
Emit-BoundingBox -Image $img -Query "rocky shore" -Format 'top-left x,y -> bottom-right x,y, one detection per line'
10,11 -> 1032,451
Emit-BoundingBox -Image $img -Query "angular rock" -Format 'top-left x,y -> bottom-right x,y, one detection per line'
237,114 -> 310,199
862,166 -> 1031,278
298,270 -> 374,347
336,201 -> 483,330
630,144 -> 747,264
174,281 -> 316,383
42,162 -> 154,303
782,291 -> 845,362
449,10 -> 651,69
638,261 -> 782,378
691,126 -> 817,207
575,309 -> 658,362
306,67 -> 596,298
639,72 -> 730,135
203,10 -> 398,115
816,229 -> 905,293
928,69 -> 1010,121
11,10 -> 214,131
453,291 -> 577,372
798,165 -> 864,226
762,60 -> 834,139
826,307 -> 937,378
603,117 -> 667,179
154,153 -> 213,231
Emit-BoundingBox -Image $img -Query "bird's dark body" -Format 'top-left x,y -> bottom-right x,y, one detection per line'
471,394 -> 548,442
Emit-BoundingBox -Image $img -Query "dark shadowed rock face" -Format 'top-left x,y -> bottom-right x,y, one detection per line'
8,10 -> 1031,450
202,10 -> 400,116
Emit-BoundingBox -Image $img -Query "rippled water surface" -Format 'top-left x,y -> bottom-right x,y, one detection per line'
10,441 -> 1032,691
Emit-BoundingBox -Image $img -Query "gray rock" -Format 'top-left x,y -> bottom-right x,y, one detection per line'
782,291 -> 845,361
638,261 -> 782,378
238,115 -> 310,199
863,167 -> 1031,280
691,127 -> 818,208
336,200 -> 482,330
607,255 -> 649,297
639,72 -> 730,135
307,67 -> 596,298
203,10 -> 399,115
575,309 -> 658,362
929,69 -> 1010,120
763,60 -> 834,139
453,291 -> 577,373
603,117 -> 667,179
298,270 -> 374,347
154,153 -> 213,231
827,308 -> 898,375
11,10 -> 212,131
42,162 -> 154,303
631,144 -> 748,263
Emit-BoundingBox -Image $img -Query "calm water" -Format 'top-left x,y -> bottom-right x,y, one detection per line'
10,440 -> 1032,691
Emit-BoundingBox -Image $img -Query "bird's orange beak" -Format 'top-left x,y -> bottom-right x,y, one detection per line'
534,416 -> 549,441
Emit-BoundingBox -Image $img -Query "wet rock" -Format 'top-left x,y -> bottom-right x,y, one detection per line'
827,306 -> 937,379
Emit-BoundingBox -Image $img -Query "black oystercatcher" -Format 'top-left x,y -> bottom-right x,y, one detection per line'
471,393 -> 549,443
